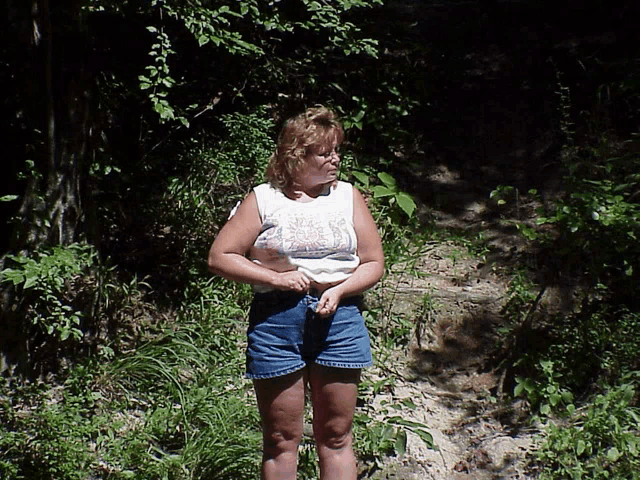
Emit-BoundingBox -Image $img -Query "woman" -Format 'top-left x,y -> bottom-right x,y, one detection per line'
208,106 -> 384,480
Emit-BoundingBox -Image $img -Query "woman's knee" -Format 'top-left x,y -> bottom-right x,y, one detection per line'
262,424 -> 304,456
309,366 -> 359,451
314,418 -> 353,451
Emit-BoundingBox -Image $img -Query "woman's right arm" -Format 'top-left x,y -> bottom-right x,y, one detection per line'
207,191 -> 311,293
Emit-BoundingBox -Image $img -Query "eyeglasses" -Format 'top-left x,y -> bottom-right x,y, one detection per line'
316,148 -> 340,159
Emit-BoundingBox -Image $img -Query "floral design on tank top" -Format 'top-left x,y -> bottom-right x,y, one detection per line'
256,211 -> 354,259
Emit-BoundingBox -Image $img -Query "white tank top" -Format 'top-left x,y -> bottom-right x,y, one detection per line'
252,181 -> 360,287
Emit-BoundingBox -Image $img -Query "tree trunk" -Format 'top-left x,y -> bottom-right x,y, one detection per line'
1,0 -> 96,376
10,0 -> 94,252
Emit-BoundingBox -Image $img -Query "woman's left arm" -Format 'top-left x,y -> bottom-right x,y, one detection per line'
315,187 -> 385,316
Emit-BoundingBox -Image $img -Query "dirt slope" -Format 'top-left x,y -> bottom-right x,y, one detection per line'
362,164 -> 543,479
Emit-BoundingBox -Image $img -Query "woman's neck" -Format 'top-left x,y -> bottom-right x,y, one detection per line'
287,182 -> 331,202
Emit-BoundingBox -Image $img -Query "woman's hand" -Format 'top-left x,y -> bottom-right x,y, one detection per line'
273,270 -> 311,293
315,286 -> 343,317
309,187 -> 384,305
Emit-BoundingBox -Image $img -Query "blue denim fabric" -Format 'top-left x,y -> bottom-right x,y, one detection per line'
245,291 -> 373,379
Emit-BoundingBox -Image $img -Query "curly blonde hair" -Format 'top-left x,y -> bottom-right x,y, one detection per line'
266,106 -> 344,190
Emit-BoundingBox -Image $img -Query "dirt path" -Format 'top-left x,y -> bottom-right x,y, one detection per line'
362,164 -> 541,479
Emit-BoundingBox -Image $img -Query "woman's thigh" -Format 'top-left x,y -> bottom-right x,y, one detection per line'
308,365 -> 360,443
254,369 -> 307,446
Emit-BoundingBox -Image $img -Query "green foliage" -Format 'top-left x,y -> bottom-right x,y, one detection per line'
516,363 -> 640,479
0,244 -> 97,342
164,107 -> 275,279
0,370 -> 112,480
364,308 -> 412,358
355,378 -> 435,471
92,0 -> 385,124
347,166 -> 419,264
493,147 -> 640,287
139,26 -> 181,124
298,0 -> 382,56
544,303 -> 640,387
489,185 -> 541,241
495,141 -> 640,386
514,359 -> 575,419
498,268 -> 537,333
354,411 -> 401,468
489,184 -> 517,206
332,83 -> 418,143
535,380 -> 640,480
0,303 -> 261,479
211,107 -> 275,183
536,149 -> 640,282
97,302 -> 262,479
296,443 -> 319,479
497,137 -> 640,480
371,172 -> 417,218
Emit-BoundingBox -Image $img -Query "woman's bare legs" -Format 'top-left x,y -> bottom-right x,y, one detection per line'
309,364 -> 360,480
254,370 -> 306,480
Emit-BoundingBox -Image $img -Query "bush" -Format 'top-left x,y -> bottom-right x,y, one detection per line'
535,380 -> 640,480
164,107 -> 275,284
1,244 -> 97,343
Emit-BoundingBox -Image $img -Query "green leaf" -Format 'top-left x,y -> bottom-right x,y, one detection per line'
24,276 -> 38,289
576,440 -> 586,455
353,110 -> 365,122
628,409 -> 640,426
381,424 -> 393,441
514,380 -> 525,397
377,172 -> 396,187
401,399 -> 417,409
372,186 -> 394,198
394,430 -> 407,455
387,416 -> 427,428
0,195 -> 18,202
607,447 -> 621,461
414,428 -> 434,449
352,171 -> 370,187
396,192 -> 416,217
0,269 -> 24,286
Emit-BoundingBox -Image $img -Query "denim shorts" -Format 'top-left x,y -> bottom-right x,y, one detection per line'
245,291 -> 373,379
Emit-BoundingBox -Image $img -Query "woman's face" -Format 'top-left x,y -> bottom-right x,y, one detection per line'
298,139 -> 341,187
